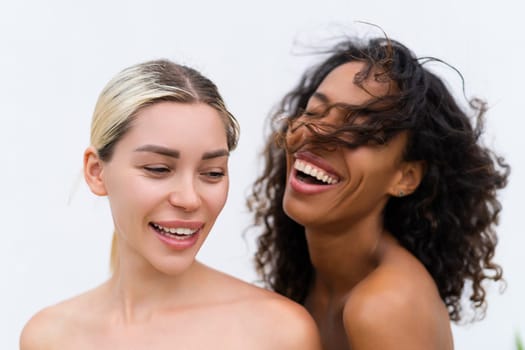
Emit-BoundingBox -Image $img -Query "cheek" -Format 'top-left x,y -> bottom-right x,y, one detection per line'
348,150 -> 400,191
346,146 -> 396,170
105,172 -> 161,216
202,182 -> 229,215
108,175 -> 149,199
103,180 -> 147,236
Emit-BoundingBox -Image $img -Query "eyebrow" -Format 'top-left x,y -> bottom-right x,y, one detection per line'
202,149 -> 230,160
311,91 -> 331,104
134,145 -> 229,160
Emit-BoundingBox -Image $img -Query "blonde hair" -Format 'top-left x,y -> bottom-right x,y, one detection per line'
90,59 -> 240,272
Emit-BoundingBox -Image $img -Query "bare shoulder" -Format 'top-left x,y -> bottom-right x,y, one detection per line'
20,286 -> 104,350
246,292 -> 322,350
20,306 -> 55,350
343,244 -> 453,350
200,265 -> 322,349
20,301 -> 73,350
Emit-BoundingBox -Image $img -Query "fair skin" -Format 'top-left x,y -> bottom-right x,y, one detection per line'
283,62 -> 454,350
20,101 -> 321,350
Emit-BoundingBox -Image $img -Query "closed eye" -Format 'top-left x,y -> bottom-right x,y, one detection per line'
144,166 -> 170,174
202,171 -> 225,178
200,170 -> 226,182
302,109 -> 321,118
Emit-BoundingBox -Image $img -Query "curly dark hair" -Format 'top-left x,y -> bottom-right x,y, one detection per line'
248,36 -> 510,322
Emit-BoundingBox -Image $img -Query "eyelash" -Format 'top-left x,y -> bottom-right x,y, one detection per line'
303,109 -> 325,119
144,166 -> 170,174
143,167 -> 226,180
201,171 -> 226,180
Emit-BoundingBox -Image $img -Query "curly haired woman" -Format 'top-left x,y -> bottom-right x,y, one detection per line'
249,35 -> 509,350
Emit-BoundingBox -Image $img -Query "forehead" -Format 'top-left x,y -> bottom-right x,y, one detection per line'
125,101 -> 228,149
313,61 -> 391,106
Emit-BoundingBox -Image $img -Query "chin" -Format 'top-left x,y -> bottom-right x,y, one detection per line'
149,254 -> 198,276
283,196 -> 312,227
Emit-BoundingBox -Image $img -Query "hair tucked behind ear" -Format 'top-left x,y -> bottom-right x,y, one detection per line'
89,59 -> 239,273
248,36 -> 509,322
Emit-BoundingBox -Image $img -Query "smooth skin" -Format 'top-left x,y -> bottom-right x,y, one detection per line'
20,102 -> 321,350
283,62 -> 454,350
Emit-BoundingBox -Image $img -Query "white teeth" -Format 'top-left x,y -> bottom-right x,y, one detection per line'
152,223 -> 197,236
293,159 -> 338,185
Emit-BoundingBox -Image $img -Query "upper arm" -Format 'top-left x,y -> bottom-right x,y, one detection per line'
343,289 -> 437,350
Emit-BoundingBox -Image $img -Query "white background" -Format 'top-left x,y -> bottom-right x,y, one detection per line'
1,1 -> 523,348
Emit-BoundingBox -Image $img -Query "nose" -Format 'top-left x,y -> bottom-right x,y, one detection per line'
285,121 -> 305,148
286,116 -> 324,148
286,109 -> 343,148
167,176 -> 201,212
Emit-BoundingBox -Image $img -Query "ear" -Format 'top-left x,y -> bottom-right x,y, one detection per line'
83,146 -> 107,196
389,160 -> 425,198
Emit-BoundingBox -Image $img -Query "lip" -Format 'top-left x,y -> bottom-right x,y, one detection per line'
150,220 -> 204,250
288,151 -> 341,195
289,168 -> 340,195
294,151 -> 340,177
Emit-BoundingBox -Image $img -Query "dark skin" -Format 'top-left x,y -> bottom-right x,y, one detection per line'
283,62 -> 454,350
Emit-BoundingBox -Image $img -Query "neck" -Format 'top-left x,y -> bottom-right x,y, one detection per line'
305,215 -> 384,297
106,247 -> 203,323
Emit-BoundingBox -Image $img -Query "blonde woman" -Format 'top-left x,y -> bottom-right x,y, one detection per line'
20,60 -> 321,350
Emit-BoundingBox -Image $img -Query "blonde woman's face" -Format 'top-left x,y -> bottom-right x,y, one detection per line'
98,101 -> 230,275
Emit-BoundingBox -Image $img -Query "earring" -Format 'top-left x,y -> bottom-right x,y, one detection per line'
398,191 -> 405,197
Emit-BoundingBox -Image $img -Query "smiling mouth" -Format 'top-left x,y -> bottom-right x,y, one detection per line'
150,223 -> 199,240
294,159 -> 339,185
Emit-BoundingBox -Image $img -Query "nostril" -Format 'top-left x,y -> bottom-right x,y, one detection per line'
167,188 -> 201,211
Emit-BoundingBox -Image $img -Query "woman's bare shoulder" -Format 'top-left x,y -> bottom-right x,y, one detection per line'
246,293 -> 322,350
20,305 -> 59,350
20,286 -> 105,350
199,265 -> 322,349
20,298 -> 78,350
342,245 -> 453,349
